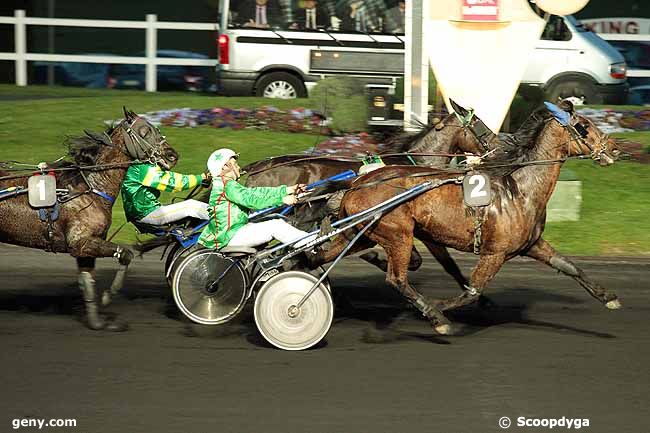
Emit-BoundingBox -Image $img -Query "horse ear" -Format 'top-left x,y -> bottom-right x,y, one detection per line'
558,99 -> 575,114
449,99 -> 467,116
123,106 -> 131,121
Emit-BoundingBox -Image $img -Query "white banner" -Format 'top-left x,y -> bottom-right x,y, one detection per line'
427,0 -> 545,132
581,17 -> 650,35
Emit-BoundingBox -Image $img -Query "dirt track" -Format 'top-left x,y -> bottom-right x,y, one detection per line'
0,244 -> 648,433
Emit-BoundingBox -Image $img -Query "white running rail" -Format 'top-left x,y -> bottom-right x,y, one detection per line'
0,10 -> 219,91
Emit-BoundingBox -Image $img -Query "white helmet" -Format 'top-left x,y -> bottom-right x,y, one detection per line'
207,148 -> 238,177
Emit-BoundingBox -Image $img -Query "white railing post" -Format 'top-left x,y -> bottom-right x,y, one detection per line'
15,9 -> 27,86
145,14 -> 157,92
404,0 -> 428,130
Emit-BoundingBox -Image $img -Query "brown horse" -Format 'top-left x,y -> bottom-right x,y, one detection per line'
0,108 -> 178,331
311,100 -> 621,335
240,107 -> 492,283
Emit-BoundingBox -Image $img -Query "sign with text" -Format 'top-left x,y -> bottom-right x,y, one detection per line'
581,18 -> 650,35
462,0 -> 499,21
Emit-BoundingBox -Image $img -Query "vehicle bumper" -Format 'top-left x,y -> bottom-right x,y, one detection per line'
595,82 -> 629,105
216,70 -> 257,96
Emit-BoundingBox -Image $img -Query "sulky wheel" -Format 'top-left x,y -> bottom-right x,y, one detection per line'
254,271 -> 333,351
165,244 -> 201,288
172,249 -> 249,325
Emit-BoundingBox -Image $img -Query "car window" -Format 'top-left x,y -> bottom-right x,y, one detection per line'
541,16 -> 572,41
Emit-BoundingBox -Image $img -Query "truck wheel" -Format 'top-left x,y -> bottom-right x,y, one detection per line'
545,78 -> 602,105
256,72 -> 306,99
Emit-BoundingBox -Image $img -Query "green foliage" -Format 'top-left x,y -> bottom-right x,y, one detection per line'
308,77 -> 367,133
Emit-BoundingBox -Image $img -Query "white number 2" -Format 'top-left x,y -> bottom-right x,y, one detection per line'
37,178 -> 46,201
469,175 -> 487,198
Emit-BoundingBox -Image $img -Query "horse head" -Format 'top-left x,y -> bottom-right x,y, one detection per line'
395,101 -> 491,165
113,107 -> 179,169
548,100 -> 619,166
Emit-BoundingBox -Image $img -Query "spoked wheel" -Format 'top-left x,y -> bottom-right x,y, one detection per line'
172,249 -> 249,325
254,271 -> 333,351
165,244 -> 199,288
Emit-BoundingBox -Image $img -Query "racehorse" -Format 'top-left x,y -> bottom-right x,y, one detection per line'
310,100 -> 621,335
0,108 -> 177,331
238,106 -> 494,282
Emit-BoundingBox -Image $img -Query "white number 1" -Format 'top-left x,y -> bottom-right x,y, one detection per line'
469,175 -> 487,198
37,178 -> 46,201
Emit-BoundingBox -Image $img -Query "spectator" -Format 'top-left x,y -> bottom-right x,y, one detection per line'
384,1 -> 405,33
339,1 -> 370,32
239,0 -> 282,28
293,0 -> 329,29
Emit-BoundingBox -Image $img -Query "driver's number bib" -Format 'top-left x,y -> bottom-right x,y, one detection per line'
462,173 -> 492,207
28,174 -> 57,208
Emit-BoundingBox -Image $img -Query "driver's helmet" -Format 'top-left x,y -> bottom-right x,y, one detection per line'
207,148 -> 238,177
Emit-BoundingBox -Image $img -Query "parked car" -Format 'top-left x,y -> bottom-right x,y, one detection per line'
107,50 -> 213,92
216,3 -> 628,104
627,84 -> 650,106
32,57 -> 111,88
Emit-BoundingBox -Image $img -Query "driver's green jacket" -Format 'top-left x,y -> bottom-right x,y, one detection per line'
121,163 -> 203,221
197,176 -> 287,249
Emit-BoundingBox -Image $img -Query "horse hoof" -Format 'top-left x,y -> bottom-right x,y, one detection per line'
434,323 -> 453,335
86,320 -> 106,331
101,292 -> 112,307
105,321 -> 129,332
606,299 -> 622,310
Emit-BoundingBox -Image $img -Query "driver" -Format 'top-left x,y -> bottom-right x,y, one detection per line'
121,162 -> 210,225
197,148 -> 316,250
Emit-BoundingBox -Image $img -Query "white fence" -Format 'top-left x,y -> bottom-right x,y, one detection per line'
0,10 -> 219,92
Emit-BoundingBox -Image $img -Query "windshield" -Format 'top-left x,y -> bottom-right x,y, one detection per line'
228,0 -> 406,34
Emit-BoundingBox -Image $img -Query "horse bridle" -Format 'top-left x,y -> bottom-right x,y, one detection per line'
565,115 -> 610,161
451,109 -> 493,152
119,115 -> 171,168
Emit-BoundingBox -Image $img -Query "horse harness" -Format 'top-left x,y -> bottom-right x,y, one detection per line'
0,115 -> 164,252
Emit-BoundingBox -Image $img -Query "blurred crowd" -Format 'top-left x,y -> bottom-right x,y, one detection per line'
230,0 -> 406,33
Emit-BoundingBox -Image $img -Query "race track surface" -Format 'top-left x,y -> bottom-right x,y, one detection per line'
0,244 -> 648,433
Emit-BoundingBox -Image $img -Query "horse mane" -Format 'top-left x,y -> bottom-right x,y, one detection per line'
480,108 -> 553,176
62,126 -> 116,166
384,118 -> 440,154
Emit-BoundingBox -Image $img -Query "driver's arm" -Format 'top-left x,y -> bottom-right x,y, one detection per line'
224,181 -> 287,210
140,165 -> 204,193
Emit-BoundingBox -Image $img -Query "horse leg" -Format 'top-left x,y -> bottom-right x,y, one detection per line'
70,236 -> 132,331
435,253 -> 506,312
76,257 -> 104,330
420,240 -> 469,289
380,235 -> 454,335
103,261 -> 129,307
525,238 -> 620,309
420,240 -> 497,308
358,246 -> 422,272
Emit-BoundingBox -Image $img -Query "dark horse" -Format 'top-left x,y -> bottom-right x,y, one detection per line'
237,108 -> 492,281
311,100 -> 621,335
0,108 -> 177,331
